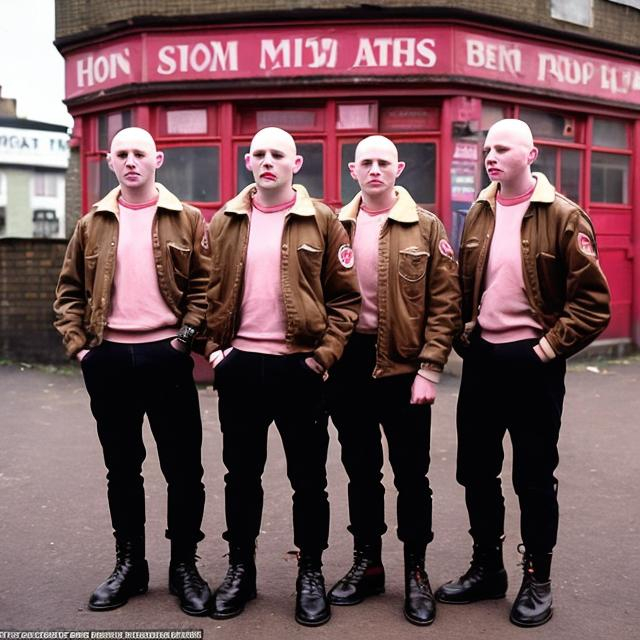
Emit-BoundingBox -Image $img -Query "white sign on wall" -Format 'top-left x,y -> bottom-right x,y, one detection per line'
0,127 -> 70,169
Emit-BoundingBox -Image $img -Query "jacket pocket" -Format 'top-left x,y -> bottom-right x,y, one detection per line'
297,244 -> 323,280
459,238 -> 481,280
168,243 -> 192,292
535,251 -> 564,311
398,248 -> 428,310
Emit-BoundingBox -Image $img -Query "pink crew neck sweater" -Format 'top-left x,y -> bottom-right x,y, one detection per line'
103,195 -> 178,343
353,205 -> 391,333
478,182 -> 544,344
232,195 -> 299,355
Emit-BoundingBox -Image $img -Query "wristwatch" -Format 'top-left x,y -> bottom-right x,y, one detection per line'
176,325 -> 197,351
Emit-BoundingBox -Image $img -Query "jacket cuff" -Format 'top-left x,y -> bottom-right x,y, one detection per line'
417,367 -> 440,383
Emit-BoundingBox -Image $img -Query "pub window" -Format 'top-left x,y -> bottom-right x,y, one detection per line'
236,107 -> 323,134
236,143 -> 324,198
159,146 -> 220,202
98,110 -> 132,150
590,152 -> 629,204
533,147 -> 582,203
592,118 -> 628,150
165,109 -> 208,135
519,107 -> 576,142
33,209 -> 59,238
0,207 -> 5,235
87,157 -> 118,206
33,173 -> 58,197
380,105 -> 439,132
336,103 -> 377,130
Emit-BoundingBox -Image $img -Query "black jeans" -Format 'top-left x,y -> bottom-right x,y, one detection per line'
328,333 -> 433,547
456,336 -> 566,554
214,348 -> 330,552
81,339 -> 205,544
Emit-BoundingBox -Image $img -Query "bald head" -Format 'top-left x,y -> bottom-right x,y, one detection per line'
355,135 -> 399,163
110,127 -> 157,155
250,127 -> 297,156
485,119 -> 534,152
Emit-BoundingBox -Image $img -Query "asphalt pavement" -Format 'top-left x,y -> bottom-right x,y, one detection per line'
1,356 -> 639,639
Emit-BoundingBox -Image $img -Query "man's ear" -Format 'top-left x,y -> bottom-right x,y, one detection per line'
292,154 -> 304,175
396,161 -> 406,178
527,146 -> 539,166
155,151 -> 164,169
348,161 -> 357,181
106,153 -> 115,173
244,153 -> 252,171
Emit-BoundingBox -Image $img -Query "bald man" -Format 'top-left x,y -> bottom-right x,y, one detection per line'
54,127 -> 212,616
435,119 -> 610,627
327,136 -> 460,625
204,127 -> 360,625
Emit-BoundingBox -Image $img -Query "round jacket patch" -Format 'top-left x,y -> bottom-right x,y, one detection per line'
338,244 -> 354,269
577,232 -> 596,257
439,238 -> 455,260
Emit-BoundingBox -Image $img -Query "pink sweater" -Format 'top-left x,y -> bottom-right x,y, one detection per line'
232,195 -> 298,355
103,196 -> 178,343
478,184 -> 544,344
353,205 -> 390,333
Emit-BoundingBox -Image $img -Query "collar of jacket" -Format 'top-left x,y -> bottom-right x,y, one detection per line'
91,182 -> 183,215
475,172 -> 556,211
223,183 -> 317,217
338,186 -> 420,223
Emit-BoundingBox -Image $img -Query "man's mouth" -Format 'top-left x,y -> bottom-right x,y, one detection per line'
260,172 -> 277,180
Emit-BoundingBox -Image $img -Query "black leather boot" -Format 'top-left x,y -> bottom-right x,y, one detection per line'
169,542 -> 212,616
403,546 -> 435,626
510,547 -> 553,627
210,545 -> 257,619
88,537 -> 149,611
295,552 -> 330,626
329,541 -> 385,606
435,540 -> 508,604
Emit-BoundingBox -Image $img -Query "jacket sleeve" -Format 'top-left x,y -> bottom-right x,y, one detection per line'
541,210 -> 611,359
419,217 -> 461,372
53,219 -> 89,358
314,211 -> 361,370
182,208 -> 211,353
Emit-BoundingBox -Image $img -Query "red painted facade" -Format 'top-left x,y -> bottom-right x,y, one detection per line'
61,19 -> 640,348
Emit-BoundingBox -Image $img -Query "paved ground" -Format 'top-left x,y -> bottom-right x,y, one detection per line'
1,356 -> 639,639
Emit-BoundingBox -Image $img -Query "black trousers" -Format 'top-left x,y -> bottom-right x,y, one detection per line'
215,349 -> 330,552
81,339 -> 205,544
456,336 -> 566,554
328,333 -> 433,547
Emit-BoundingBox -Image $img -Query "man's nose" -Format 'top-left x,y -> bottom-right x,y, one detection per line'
125,153 -> 136,166
370,161 -> 381,174
262,152 -> 274,166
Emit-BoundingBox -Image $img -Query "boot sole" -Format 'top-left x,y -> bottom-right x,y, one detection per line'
330,586 -> 385,606
510,608 -> 553,628
210,592 -> 257,619
88,585 -> 148,611
435,592 -> 506,605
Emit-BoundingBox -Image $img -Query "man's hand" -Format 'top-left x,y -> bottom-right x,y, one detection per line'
76,349 -> 90,362
410,374 -> 437,405
170,338 -> 188,353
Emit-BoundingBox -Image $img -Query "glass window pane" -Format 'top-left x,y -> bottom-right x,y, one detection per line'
159,146 -> 220,202
519,108 -> 575,141
236,108 -> 321,134
166,109 -> 208,135
340,143 -> 359,204
560,149 -> 581,202
396,143 -> 436,206
98,111 -> 131,150
591,152 -> 629,204
236,143 -> 324,198
532,146 -> 557,184
87,157 -> 118,205
380,106 -> 439,132
481,103 -> 507,131
337,104 -> 376,130
592,118 -> 628,149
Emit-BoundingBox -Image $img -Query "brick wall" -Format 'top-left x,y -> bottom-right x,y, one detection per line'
0,238 -> 69,364
55,0 -> 640,50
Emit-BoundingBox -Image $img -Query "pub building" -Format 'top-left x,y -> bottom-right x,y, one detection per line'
55,1 -> 640,352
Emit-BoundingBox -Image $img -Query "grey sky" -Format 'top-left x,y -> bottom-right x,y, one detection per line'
0,0 -> 73,127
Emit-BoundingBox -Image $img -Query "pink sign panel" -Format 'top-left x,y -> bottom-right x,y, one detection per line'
64,23 -> 640,107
